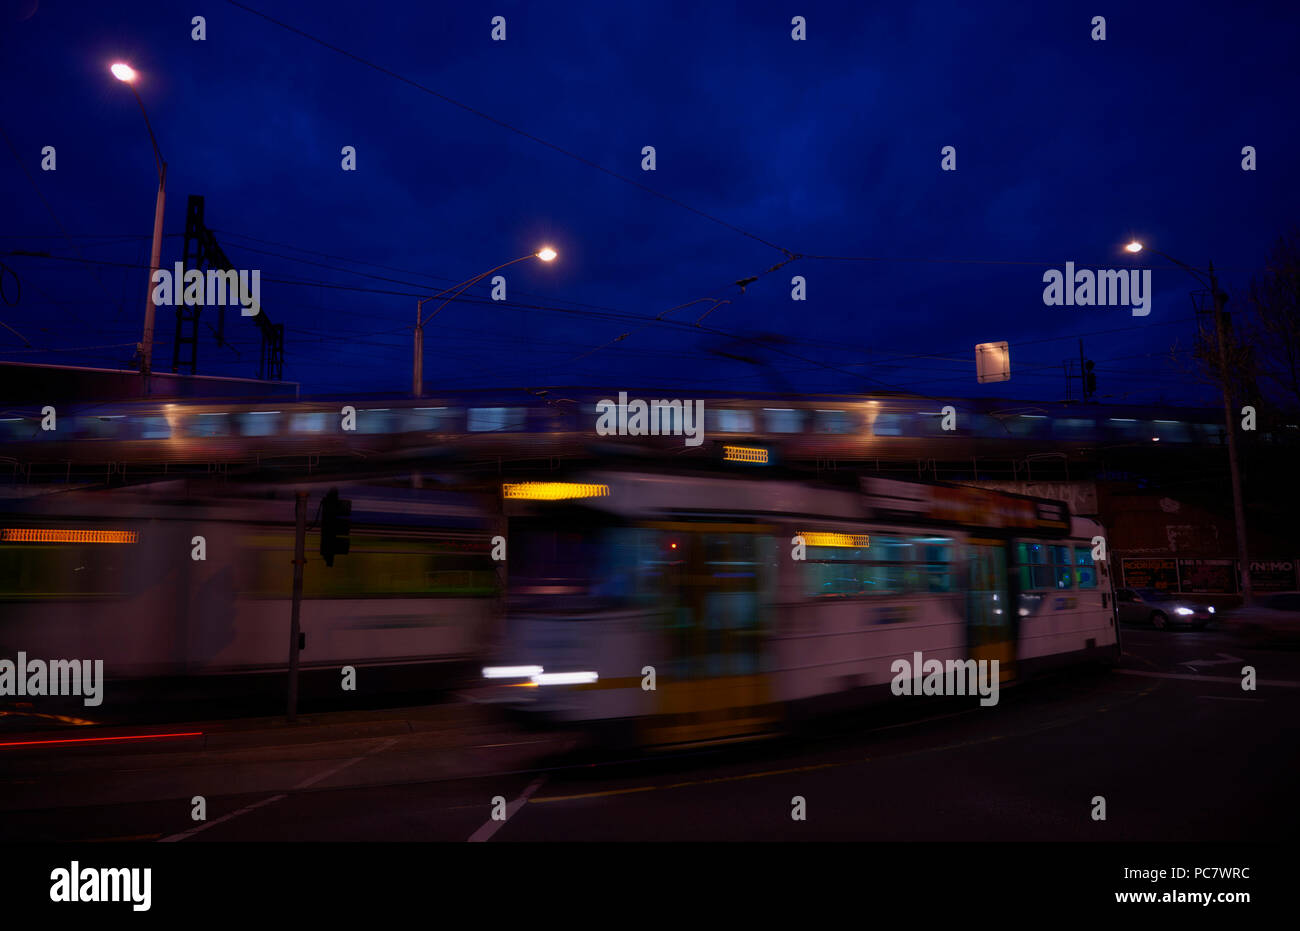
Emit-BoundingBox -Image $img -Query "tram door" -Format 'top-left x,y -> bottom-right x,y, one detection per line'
966,539 -> 1015,683
643,523 -> 775,746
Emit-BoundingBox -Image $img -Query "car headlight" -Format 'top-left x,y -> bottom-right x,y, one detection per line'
1175,607 -> 1194,616
1208,606 -> 1215,614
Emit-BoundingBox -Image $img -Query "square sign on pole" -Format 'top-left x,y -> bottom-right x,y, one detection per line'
976,341 -> 1010,383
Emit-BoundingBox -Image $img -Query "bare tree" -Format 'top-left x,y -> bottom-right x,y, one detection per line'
1244,230 -> 1300,414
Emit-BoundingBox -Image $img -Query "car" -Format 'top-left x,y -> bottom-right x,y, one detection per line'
1114,587 -> 1216,630
1222,592 -> 1300,647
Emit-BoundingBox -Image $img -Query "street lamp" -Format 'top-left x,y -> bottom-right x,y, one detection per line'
111,61 -> 167,380
1124,239 -> 1254,605
412,248 -> 557,396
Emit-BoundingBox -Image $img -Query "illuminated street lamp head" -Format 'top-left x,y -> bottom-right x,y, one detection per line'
1125,241 -> 1144,254
110,62 -> 137,83
536,247 -> 558,262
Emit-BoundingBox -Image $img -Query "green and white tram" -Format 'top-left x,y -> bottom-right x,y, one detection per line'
479,469 -> 1118,747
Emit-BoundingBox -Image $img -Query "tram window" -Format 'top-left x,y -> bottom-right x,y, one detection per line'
803,534 -> 955,596
1074,547 -> 1098,589
1049,545 -> 1073,589
914,536 -> 954,593
468,407 -> 526,432
1015,541 -> 1054,590
813,410 -> 855,434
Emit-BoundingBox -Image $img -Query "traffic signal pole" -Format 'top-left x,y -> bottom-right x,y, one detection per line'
287,490 -> 307,722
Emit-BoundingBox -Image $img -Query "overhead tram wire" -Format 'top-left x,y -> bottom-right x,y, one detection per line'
6,250 -> 1210,400
223,0 -> 795,260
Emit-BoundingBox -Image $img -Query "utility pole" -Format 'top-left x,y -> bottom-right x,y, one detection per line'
287,491 -> 307,721
1079,339 -> 1087,399
1208,262 -> 1254,605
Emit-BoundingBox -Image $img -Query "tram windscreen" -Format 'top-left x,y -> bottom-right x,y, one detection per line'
508,519 -> 661,614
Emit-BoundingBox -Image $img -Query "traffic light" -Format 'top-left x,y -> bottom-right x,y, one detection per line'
319,488 -> 351,567
1084,360 -> 1097,399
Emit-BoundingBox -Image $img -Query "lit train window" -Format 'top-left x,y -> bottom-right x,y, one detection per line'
136,416 -> 170,439
813,410 -> 855,434
407,407 -> 454,432
1054,418 -> 1095,439
239,411 -> 281,436
73,416 -> 124,439
0,417 -> 33,441
1152,420 -> 1190,442
870,413 -> 906,436
356,409 -> 394,434
706,409 -> 756,433
289,412 -> 329,433
1106,418 -> 1143,439
1002,415 -> 1050,437
1194,423 -> 1223,443
468,407 -> 526,432
193,413 -> 231,437
763,408 -> 806,433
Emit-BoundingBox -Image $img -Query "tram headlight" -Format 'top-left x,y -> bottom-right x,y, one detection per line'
483,665 -> 544,679
532,671 -> 599,686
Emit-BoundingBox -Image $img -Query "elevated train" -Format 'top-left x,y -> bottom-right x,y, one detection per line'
2,390 -> 1282,472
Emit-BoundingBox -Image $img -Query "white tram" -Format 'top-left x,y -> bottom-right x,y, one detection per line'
479,469 -> 1119,747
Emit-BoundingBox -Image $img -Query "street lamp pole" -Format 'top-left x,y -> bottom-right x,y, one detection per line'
112,63 -> 167,380
412,249 -> 556,397
1126,242 -> 1254,605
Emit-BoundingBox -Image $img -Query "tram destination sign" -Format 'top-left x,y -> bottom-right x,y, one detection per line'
860,477 -> 1070,535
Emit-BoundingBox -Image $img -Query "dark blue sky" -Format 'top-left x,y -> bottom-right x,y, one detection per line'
3,0 -> 1297,404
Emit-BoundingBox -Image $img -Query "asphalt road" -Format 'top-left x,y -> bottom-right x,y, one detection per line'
2,624 -> 1296,842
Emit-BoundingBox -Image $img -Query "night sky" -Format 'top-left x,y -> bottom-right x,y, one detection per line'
2,0 -> 1297,404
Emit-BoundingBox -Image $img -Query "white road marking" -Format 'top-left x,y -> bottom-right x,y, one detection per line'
467,775 -> 547,843
1197,695 -> 1267,703
159,793 -> 288,843
158,736 -> 399,842
1180,653 -> 1244,669
1116,669 -> 1300,688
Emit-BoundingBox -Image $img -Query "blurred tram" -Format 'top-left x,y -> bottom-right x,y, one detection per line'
479,469 -> 1119,747
0,483 -> 500,681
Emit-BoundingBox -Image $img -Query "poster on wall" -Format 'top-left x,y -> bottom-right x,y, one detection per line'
1121,558 -> 1180,591
1178,558 -> 1238,594
1249,560 -> 1298,592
